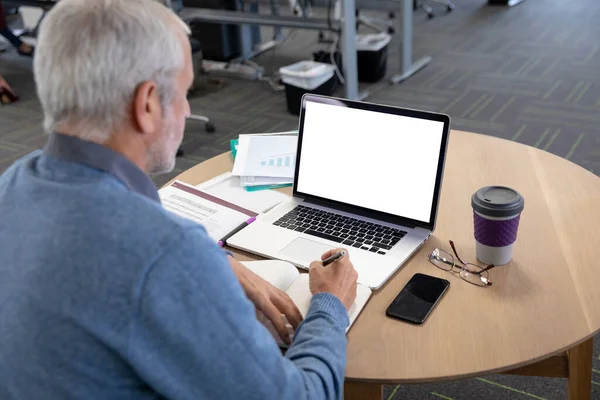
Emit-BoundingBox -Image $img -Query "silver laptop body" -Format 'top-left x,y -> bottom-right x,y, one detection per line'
228,95 -> 450,289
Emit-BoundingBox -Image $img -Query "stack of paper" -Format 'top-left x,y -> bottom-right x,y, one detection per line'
231,132 -> 298,191
196,172 -> 289,214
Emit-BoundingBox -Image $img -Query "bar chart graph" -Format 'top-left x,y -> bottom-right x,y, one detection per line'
259,153 -> 295,169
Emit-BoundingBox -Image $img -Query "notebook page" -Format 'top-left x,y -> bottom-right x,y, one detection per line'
242,262 -> 371,347
285,274 -> 372,332
240,260 -> 299,292
159,181 -> 256,242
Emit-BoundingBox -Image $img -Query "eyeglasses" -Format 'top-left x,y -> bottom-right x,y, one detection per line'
428,241 -> 496,287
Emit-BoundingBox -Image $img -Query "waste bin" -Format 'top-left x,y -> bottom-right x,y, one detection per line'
356,33 -> 392,83
279,61 -> 337,115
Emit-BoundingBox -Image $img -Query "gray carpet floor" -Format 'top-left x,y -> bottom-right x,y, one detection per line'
0,0 -> 599,398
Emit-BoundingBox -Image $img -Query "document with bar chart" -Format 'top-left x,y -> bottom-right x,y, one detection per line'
232,135 -> 298,179
259,153 -> 295,168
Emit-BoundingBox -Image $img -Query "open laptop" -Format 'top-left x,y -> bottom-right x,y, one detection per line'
228,95 -> 450,289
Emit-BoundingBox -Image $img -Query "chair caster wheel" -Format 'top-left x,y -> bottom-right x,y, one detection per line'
447,4 -> 454,11
205,122 -> 216,133
427,12 -> 434,19
388,11 -> 395,18
387,27 -> 395,34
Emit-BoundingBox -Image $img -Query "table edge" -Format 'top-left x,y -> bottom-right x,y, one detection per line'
344,329 -> 599,384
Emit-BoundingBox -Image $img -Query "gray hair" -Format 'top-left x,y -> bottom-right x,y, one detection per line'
34,0 -> 190,143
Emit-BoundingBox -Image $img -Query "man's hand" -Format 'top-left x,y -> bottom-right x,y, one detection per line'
309,248 -> 358,310
228,256 -> 303,345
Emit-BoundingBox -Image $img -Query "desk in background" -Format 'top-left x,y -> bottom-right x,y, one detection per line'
182,0 -> 431,100
2,0 -> 430,100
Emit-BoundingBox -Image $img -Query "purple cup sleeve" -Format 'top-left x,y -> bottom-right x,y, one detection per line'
473,212 -> 520,247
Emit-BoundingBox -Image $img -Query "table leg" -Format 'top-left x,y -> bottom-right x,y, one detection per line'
340,0 -> 359,100
567,338 -> 593,400
344,382 -> 383,400
390,0 -> 431,84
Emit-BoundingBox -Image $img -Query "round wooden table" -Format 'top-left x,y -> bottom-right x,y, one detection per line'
172,130 -> 600,400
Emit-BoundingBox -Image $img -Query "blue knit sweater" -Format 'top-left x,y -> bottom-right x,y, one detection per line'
0,135 -> 349,400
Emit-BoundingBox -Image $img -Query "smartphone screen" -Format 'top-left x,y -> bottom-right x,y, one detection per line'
385,273 -> 450,324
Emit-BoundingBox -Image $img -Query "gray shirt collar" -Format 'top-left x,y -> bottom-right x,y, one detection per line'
43,132 -> 161,203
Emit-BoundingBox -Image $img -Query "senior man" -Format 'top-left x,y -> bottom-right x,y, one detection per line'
0,0 -> 358,399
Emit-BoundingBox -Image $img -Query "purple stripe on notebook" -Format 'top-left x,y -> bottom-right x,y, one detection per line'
171,181 -> 258,217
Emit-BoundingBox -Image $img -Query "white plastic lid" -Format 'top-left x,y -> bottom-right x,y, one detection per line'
279,60 -> 335,79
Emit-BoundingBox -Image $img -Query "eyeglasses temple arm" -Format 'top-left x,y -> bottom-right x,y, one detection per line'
478,264 -> 496,274
448,240 -> 467,266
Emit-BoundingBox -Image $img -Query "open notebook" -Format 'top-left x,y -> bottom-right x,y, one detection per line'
241,260 -> 372,347
159,180 -> 258,243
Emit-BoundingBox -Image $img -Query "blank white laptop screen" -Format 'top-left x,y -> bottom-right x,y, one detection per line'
296,101 -> 444,224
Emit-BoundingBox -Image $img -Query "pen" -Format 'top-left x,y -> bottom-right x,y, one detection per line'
322,250 -> 347,266
218,217 -> 256,247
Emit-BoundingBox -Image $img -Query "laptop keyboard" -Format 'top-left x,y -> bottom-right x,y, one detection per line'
273,205 -> 407,255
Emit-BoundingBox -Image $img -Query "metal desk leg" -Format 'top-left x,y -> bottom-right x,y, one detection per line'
340,0 -> 360,100
390,0 -> 431,84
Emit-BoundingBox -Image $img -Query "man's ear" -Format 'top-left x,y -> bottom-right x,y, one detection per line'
132,81 -> 161,135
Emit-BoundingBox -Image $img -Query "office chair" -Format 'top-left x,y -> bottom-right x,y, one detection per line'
176,38 -> 216,155
164,0 -> 217,157
415,0 -> 454,19
189,38 -> 216,133
163,0 -> 216,137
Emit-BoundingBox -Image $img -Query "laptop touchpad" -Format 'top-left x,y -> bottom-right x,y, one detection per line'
279,238 -> 334,263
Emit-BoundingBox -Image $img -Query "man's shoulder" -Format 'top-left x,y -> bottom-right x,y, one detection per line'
0,151 -> 210,264
81,181 -> 208,252
110,189 -> 205,240
0,150 -> 42,186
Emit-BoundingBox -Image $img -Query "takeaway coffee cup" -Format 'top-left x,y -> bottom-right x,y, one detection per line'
471,186 -> 525,265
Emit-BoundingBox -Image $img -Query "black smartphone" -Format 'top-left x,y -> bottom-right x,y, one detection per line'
386,273 -> 450,324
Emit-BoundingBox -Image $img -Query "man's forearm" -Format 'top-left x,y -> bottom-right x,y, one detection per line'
285,293 -> 349,400
226,255 -> 349,399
